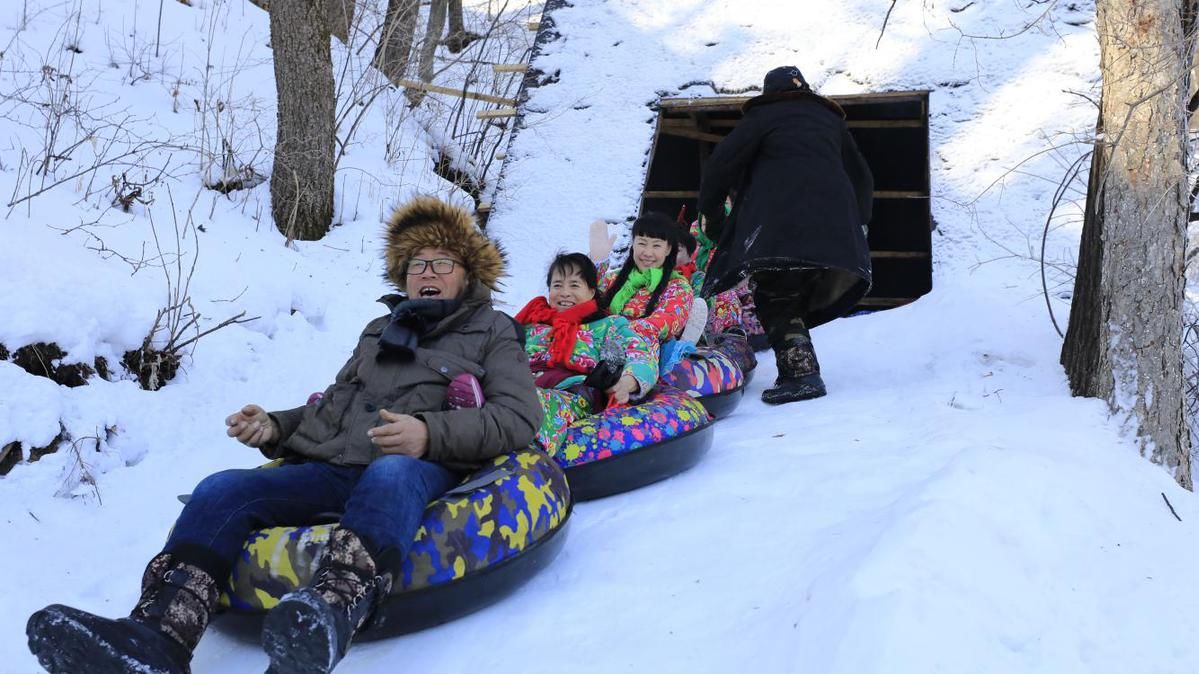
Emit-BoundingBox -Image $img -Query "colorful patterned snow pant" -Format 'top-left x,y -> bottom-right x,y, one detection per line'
534,387 -> 595,455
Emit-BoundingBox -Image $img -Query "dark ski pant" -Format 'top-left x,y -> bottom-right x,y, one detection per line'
163,455 -> 461,583
752,271 -> 821,378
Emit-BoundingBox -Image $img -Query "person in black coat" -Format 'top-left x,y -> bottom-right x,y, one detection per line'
698,65 -> 874,405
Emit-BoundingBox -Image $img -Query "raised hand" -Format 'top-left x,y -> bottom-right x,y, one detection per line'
588,218 -> 618,263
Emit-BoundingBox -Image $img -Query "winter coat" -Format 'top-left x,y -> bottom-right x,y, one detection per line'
698,89 -> 874,328
261,196 -> 541,472
523,314 -> 659,395
264,283 -> 540,472
597,270 -> 695,343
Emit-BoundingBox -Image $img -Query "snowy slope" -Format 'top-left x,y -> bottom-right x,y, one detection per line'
4,1 -> 1199,673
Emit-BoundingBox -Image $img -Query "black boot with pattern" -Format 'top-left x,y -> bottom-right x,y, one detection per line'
26,553 -> 220,674
262,528 -> 391,674
762,332 -> 827,405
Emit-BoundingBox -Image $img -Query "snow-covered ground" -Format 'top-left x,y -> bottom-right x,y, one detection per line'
4,1 -> 1198,673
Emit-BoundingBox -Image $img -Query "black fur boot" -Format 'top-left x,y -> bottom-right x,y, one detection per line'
762,335 -> 826,405
26,553 -> 220,674
261,528 -> 391,674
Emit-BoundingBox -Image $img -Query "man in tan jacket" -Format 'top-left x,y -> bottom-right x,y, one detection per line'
27,197 -> 541,674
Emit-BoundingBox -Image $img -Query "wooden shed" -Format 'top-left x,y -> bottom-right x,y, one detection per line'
641,91 -> 932,311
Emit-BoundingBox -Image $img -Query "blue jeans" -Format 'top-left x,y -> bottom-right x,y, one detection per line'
163,456 -> 461,581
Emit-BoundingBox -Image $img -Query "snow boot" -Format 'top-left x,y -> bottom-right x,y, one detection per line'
262,528 -> 391,674
762,334 -> 826,405
26,553 -> 220,674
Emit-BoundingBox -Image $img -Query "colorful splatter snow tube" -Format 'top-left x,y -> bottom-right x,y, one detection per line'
215,448 -> 571,638
555,386 -> 714,501
704,332 -> 757,386
659,347 -> 746,419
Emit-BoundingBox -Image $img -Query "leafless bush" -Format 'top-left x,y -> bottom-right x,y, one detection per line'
191,1 -> 272,194
53,426 -> 115,501
392,1 -> 541,207
0,6 -> 186,215
123,186 -> 257,391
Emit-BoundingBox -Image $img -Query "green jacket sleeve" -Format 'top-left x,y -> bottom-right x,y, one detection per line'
605,316 -> 659,395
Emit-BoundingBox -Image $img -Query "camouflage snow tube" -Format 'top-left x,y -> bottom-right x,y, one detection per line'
659,347 -> 746,419
218,448 -> 571,637
555,386 -> 714,501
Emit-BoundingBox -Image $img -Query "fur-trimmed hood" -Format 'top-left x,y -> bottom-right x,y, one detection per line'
383,196 -> 506,292
741,89 -> 845,118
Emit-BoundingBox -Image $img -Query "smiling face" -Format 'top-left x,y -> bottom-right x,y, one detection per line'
407,246 -> 468,300
632,235 -> 670,271
548,266 -> 596,310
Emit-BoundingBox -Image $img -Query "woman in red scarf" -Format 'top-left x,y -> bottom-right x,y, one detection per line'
514,253 -> 660,455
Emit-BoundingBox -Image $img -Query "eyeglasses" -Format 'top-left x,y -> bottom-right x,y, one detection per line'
406,258 -> 461,275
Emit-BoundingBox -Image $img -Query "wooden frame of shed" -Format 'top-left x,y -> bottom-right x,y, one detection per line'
641,91 -> 933,311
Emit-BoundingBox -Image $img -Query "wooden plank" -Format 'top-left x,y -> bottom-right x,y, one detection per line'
847,119 -> 924,128
393,78 -> 517,107
476,107 -> 519,119
857,297 -> 917,308
870,251 -> 930,259
492,63 -> 529,73
657,91 -> 932,114
646,190 -> 926,200
657,126 -> 725,144
673,118 -> 922,129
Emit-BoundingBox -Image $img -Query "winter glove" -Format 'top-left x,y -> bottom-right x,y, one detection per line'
583,359 -> 623,391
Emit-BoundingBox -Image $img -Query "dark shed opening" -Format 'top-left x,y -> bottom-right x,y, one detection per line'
641,91 -> 932,311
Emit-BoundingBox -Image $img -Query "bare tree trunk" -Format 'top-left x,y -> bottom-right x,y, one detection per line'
328,0 -> 357,44
269,0 -> 336,241
444,0 -> 479,53
1062,0 -> 1193,488
1062,109 -> 1107,395
248,0 -> 355,45
419,0 -> 449,81
373,0 -> 419,82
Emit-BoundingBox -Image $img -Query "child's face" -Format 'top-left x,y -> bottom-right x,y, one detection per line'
632,235 -> 670,271
676,247 -> 694,266
548,267 -> 596,310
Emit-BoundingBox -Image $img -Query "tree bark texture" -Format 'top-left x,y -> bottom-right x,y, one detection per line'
328,0 -> 357,44
417,0 -> 448,84
444,0 -> 479,53
373,0 -> 419,82
1062,0 -> 1193,488
269,0 -> 336,241
248,0 -> 355,46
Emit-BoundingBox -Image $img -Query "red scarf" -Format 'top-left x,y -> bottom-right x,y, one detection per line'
676,261 -> 697,280
514,297 -> 599,371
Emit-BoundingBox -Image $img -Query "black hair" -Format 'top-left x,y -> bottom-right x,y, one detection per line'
600,212 -> 680,317
545,252 -> 598,291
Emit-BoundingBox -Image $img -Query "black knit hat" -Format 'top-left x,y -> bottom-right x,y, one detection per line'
763,65 -> 810,93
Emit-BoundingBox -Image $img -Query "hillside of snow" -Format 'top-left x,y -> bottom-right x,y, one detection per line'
3,1 -> 1199,673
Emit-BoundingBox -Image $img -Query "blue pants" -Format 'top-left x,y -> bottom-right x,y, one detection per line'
163,456 -> 461,581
